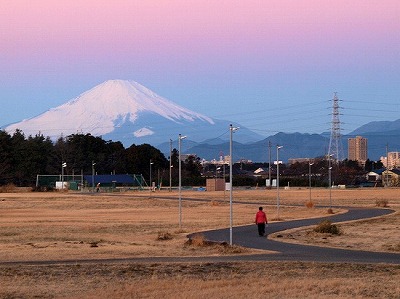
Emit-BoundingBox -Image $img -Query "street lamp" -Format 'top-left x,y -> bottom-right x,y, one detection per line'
276,145 -> 283,219
229,124 -> 239,246
328,154 -> 333,209
149,159 -> 154,192
309,160 -> 314,202
92,161 -> 96,192
178,134 -> 187,229
268,141 -> 272,189
216,166 -> 221,178
223,162 -> 226,201
386,144 -> 389,187
169,139 -> 172,192
61,162 -> 67,190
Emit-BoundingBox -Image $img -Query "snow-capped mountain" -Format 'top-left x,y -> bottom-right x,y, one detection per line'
4,80 -> 263,146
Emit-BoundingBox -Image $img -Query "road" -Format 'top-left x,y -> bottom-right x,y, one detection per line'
192,207 -> 400,264
1,206 -> 398,266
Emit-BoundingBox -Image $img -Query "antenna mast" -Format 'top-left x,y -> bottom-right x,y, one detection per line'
328,92 -> 344,161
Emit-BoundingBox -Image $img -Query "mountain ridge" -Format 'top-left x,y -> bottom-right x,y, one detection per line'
4,79 -> 263,145
3,79 -> 399,162
349,119 -> 400,135
159,124 -> 400,163
5,80 -> 215,137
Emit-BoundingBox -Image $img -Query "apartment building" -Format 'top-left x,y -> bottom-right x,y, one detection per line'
348,136 -> 368,164
380,152 -> 400,169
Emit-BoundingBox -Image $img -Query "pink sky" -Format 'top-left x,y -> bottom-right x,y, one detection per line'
2,0 -> 398,66
1,0 -> 399,134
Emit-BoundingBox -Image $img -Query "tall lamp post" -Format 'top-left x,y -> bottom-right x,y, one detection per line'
229,124 -> 239,246
328,155 -> 333,209
149,159 -> 154,192
61,162 -> 67,190
178,134 -> 187,229
308,160 -> 314,202
276,145 -> 283,219
268,141 -> 272,188
169,139 -> 172,192
92,161 -> 96,192
216,166 -> 221,178
386,143 -> 389,187
223,163 -> 226,201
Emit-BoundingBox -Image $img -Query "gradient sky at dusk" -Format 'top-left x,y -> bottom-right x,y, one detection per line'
1,0 -> 399,137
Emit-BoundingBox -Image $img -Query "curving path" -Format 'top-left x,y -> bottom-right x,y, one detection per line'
192,207 -> 400,264
1,206 -> 399,266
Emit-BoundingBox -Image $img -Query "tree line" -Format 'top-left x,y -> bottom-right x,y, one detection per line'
0,130 -> 204,187
1,129 -> 382,188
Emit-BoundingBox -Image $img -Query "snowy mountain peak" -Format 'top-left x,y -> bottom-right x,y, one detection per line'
5,80 -> 214,140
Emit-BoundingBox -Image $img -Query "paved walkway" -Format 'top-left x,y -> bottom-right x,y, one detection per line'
1,207 -> 399,266
194,207 -> 400,264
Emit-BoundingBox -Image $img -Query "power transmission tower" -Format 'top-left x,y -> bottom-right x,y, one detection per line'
328,92 -> 344,161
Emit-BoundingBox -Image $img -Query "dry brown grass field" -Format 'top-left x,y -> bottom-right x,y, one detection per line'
0,187 -> 399,298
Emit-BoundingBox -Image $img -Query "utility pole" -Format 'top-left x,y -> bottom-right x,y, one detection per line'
178,134 -> 187,229
268,141 -> 272,189
229,124 -> 239,245
169,139 -> 172,192
61,162 -> 67,191
309,159 -> 314,202
276,145 -> 283,219
328,155 -> 332,208
92,161 -> 96,192
386,143 -> 389,187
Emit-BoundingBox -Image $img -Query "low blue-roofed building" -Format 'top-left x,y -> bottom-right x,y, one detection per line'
84,174 -> 145,188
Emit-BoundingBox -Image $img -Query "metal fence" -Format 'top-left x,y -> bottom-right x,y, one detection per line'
35,174 -> 146,191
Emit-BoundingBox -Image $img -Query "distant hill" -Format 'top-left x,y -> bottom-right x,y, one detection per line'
160,128 -> 400,163
349,119 -> 400,135
3,80 -> 399,162
159,132 -> 330,163
346,119 -> 400,161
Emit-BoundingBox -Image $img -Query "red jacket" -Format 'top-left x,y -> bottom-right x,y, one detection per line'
255,210 -> 267,224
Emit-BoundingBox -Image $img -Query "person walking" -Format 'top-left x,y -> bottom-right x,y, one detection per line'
255,206 -> 268,236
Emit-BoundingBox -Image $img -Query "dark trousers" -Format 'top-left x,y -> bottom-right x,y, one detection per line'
257,223 -> 266,236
